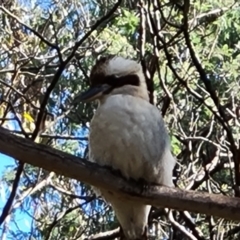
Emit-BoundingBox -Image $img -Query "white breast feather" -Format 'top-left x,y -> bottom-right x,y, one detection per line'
89,94 -> 175,186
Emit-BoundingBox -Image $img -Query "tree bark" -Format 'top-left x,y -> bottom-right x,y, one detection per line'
0,127 -> 240,221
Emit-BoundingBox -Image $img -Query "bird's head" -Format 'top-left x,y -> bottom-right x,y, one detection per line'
77,55 -> 149,103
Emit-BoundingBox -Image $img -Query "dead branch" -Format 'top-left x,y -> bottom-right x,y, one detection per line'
0,127 -> 240,221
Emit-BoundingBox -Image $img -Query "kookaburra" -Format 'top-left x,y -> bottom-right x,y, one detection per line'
78,56 -> 176,240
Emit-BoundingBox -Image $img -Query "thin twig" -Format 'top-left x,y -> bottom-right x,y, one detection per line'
32,0 -> 122,139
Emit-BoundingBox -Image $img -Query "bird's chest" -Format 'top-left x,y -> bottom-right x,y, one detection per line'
88,106 -> 151,180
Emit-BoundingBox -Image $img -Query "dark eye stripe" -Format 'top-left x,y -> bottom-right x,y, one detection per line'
106,74 -> 140,88
91,74 -> 140,89
103,74 -> 140,94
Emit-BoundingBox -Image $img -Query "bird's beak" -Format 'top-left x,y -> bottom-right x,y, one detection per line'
76,84 -> 111,103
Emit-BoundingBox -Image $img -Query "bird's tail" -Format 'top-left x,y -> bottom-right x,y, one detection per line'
107,199 -> 150,240
119,226 -> 148,240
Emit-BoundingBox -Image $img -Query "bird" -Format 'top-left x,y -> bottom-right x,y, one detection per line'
77,55 -> 176,240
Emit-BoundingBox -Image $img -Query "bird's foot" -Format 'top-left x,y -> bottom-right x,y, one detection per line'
104,165 -> 125,179
136,178 -> 161,195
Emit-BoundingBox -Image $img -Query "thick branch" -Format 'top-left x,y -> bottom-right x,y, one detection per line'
0,127 -> 240,221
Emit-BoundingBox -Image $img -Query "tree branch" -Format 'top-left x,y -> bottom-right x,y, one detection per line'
32,0 -> 122,139
0,162 -> 24,226
0,6 -> 59,50
0,127 -> 240,221
87,228 -> 120,240
182,0 -> 240,194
